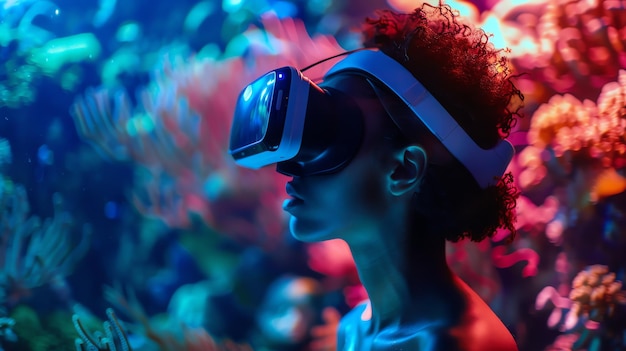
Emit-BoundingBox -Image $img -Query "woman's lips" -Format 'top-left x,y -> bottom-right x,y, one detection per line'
284,182 -> 304,211
283,197 -> 304,211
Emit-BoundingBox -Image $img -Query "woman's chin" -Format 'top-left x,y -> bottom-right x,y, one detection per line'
288,216 -> 336,243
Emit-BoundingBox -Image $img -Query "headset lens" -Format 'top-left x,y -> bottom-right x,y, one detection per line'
230,71 -> 277,152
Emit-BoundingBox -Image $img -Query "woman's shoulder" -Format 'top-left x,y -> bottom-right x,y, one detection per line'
441,277 -> 519,351
336,279 -> 519,351
337,303 -> 518,351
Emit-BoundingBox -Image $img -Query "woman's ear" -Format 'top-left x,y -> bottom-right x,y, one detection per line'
388,145 -> 427,196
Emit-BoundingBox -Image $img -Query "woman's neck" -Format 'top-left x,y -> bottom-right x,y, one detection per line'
346,222 -> 460,334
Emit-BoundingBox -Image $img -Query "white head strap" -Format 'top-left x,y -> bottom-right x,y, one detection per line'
324,49 -> 513,188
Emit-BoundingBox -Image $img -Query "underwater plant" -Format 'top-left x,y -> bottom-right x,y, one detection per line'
0,138 -> 10,169
0,0 -> 58,52
0,316 -> 16,351
73,308 -> 131,351
0,1 -> 99,107
0,177 -> 90,309
9,305 -> 78,351
97,285 -> 252,351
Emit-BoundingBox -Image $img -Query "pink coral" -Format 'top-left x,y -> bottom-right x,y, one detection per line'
491,244 -> 539,277
536,285 -> 576,330
496,0 -> 626,101
535,252 -> 580,333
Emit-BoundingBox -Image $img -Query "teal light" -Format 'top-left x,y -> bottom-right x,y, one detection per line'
222,0 -> 243,13
306,0 -> 331,15
139,114 -> 155,133
126,118 -> 138,137
116,22 -> 141,42
184,1 -> 215,32
125,113 -> 155,136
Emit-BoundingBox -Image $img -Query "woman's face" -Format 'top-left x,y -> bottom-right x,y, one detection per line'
282,80 -> 398,243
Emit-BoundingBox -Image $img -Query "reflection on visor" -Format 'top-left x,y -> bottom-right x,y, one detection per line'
231,71 -> 276,150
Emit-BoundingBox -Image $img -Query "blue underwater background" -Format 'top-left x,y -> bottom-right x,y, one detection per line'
1,0 -> 626,350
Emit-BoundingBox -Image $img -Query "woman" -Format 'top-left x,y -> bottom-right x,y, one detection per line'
230,3 -> 522,350
284,4 -> 521,351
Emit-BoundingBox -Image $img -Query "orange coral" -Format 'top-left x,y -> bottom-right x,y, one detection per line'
568,265 -> 626,323
528,94 -> 597,159
523,71 -> 626,198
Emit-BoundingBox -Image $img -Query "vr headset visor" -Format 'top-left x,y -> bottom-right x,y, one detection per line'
228,49 -> 514,188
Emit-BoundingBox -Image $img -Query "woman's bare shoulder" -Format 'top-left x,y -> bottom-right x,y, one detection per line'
444,277 -> 519,351
382,279 -> 518,351
336,281 -> 519,351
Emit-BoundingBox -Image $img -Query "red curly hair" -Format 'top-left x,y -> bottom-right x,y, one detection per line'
362,4 -> 522,242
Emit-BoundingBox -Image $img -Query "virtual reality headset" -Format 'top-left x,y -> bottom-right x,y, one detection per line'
228,49 -> 514,189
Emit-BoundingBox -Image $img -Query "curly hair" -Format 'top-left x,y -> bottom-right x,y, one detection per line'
362,4 -> 523,242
